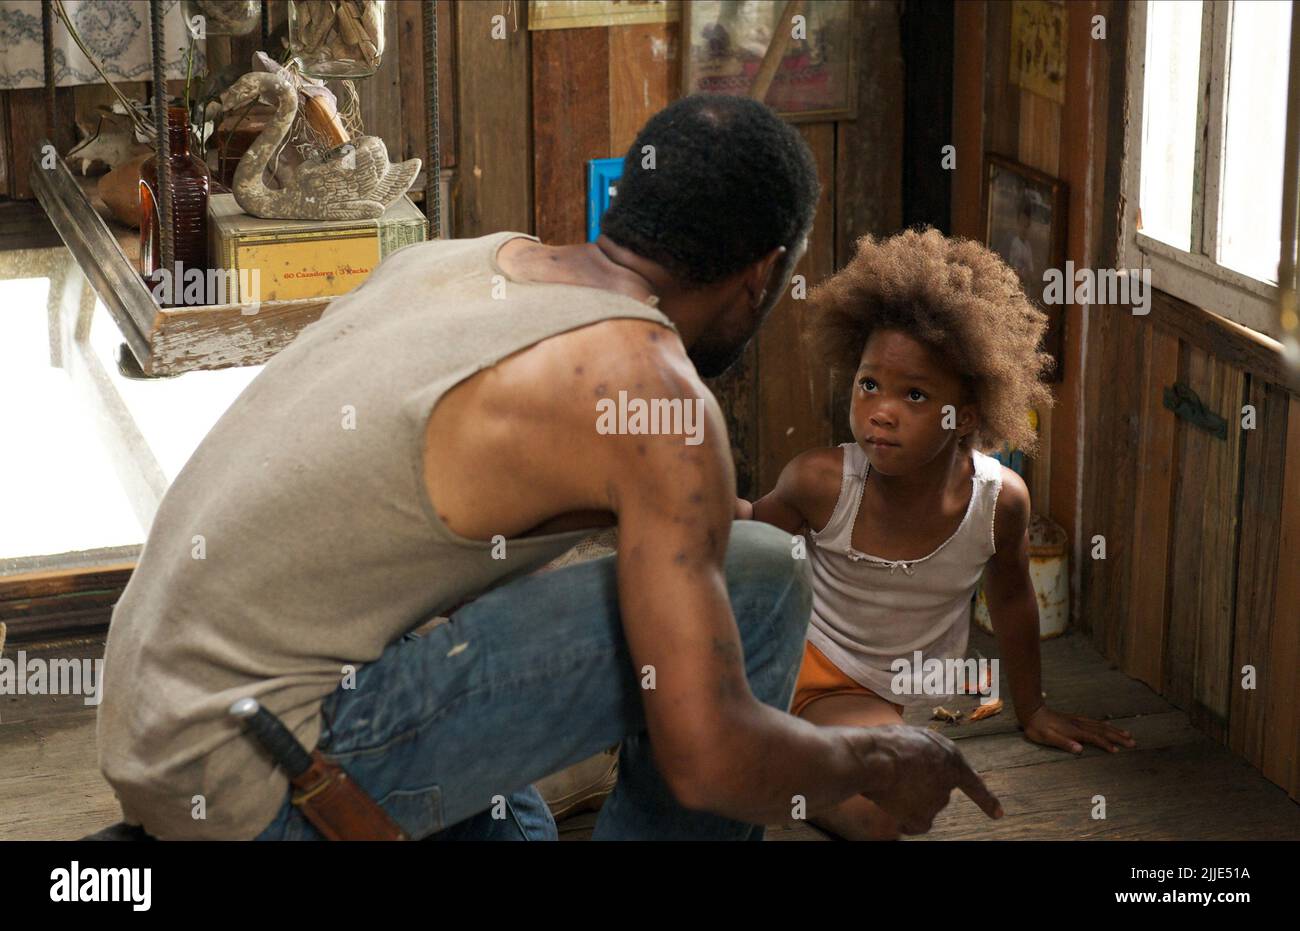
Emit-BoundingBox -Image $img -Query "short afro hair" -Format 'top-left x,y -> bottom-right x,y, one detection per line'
600,94 -> 820,287
805,227 -> 1054,453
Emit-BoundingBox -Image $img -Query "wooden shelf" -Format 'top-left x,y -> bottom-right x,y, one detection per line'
30,140 -> 333,377
72,173 -> 137,261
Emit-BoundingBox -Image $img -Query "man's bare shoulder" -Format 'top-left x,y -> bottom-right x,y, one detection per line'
511,316 -> 707,421
533,316 -> 690,379
516,316 -> 733,497
423,315 -> 723,541
441,316 -> 692,423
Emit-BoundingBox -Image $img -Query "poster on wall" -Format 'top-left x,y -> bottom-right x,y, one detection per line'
528,0 -> 681,31
1009,0 -> 1068,104
682,0 -> 857,123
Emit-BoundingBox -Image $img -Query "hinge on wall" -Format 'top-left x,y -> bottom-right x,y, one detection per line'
1163,382 -> 1227,440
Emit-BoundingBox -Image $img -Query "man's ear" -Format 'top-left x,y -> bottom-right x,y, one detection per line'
746,245 -> 787,308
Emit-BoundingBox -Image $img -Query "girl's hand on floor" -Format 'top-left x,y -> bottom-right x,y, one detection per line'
1022,705 -> 1137,754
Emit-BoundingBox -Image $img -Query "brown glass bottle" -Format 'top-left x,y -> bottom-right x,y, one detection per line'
140,107 -> 210,306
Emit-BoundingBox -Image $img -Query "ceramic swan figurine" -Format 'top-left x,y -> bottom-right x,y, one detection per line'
218,71 -> 420,221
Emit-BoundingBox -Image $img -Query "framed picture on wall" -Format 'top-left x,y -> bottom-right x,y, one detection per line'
1009,0 -> 1068,104
983,153 -> 1068,381
682,0 -> 857,122
529,0 -> 680,31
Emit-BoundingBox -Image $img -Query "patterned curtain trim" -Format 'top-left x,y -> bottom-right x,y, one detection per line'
0,0 -> 204,90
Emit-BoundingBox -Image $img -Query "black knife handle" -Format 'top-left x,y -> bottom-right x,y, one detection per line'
229,697 -> 313,778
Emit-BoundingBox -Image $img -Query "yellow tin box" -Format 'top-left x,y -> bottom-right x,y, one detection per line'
208,194 -> 427,303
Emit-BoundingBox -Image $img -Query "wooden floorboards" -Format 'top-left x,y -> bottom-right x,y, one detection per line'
2,628 -> 1297,841
0,635 -> 119,840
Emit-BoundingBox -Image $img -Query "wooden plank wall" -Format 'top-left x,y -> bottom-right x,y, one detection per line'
1078,0 -> 1300,797
957,1 -> 1300,799
955,1 -> 1116,620
830,1 -> 905,450
1081,291 -> 1300,799
949,1 -> 985,241
532,25 -> 612,244
1263,397 -> 1300,796
954,0 -> 1073,549
958,0 -> 1095,627
980,0 -> 1060,520
454,0 -> 531,237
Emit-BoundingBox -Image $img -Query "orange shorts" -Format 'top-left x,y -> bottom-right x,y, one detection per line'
790,640 -> 905,718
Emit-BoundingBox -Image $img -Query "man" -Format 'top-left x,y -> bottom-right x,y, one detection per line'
98,95 -> 1001,840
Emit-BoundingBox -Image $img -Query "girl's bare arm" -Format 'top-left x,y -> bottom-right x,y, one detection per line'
750,447 -> 841,535
984,466 -> 1136,753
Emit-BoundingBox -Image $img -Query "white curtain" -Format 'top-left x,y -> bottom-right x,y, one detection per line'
0,0 -> 201,90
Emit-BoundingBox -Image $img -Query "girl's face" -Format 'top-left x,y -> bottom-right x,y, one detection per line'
849,329 -> 977,476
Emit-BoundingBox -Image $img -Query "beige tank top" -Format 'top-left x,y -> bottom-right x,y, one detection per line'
806,442 -> 1003,707
97,231 -> 677,839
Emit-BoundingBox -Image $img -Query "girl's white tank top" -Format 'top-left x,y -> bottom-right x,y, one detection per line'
806,441 -> 1003,707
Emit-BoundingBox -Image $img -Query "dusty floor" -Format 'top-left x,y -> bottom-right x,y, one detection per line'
2,627 -> 1298,841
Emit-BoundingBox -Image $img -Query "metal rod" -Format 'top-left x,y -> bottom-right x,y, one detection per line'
424,0 -> 441,238
42,0 -> 55,142
150,0 -> 174,272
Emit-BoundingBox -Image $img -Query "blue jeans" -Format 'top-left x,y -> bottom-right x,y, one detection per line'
254,520 -> 811,841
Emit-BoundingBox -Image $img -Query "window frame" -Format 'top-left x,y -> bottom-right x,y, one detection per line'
1122,0 -> 1287,338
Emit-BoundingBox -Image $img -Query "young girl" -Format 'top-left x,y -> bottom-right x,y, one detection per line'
746,228 -> 1135,840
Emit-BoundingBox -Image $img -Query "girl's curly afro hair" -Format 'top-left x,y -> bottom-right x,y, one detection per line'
805,227 -> 1054,454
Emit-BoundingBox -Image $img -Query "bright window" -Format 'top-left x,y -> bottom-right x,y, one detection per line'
0,265 -> 261,565
1140,0 -> 1202,253
1218,0 -> 1291,283
1125,0 -> 1295,337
